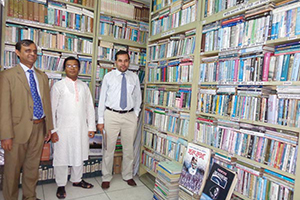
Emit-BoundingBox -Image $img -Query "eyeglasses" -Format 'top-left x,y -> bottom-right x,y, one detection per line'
66,65 -> 79,68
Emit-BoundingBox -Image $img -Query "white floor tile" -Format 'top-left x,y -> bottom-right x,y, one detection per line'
43,178 -> 104,200
106,185 -> 153,200
72,193 -> 110,200
0,175 -> 154,200
96,174 -> 144,192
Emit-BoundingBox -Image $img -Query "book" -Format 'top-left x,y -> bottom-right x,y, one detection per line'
200,163 -> 237,200
89,133 -> 103,156
178,143 -> 211,198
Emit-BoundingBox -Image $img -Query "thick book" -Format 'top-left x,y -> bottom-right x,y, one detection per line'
178,143 -> 211,198
200,163 -> 237,200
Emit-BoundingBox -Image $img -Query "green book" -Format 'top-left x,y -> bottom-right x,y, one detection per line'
158,160 -> 182,175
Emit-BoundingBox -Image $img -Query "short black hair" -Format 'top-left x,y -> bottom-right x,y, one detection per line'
15,39 -> 35,51
115,50 -> 130,61
63,56 -> 81,71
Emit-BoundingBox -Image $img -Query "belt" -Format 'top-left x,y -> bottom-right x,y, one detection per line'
33,117 -> 45,124
106,107 -> 134,114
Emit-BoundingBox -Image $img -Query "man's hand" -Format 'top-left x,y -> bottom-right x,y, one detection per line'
44,130 -> 52,142
1,139 -> 13,151
51,132 -> 59,143
97,124 -> 104,133
88,131 -> 95,138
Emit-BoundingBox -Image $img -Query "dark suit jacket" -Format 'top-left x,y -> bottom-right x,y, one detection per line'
0,65 -> 53,144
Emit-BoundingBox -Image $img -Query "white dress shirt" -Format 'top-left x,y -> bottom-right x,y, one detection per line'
20,63 -> 45,119
97,69 -> 142,124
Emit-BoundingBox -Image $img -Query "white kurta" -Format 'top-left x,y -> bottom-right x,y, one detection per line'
51,77 -> 96,167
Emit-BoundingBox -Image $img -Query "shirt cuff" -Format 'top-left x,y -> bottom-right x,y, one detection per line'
51,129 -> 58,134
97,118 -> 104,124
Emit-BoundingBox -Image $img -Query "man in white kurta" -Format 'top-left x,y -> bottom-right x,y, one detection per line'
51,57 -> 96,198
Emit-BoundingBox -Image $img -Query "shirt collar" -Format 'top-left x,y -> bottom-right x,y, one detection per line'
116,69 -> 127,76
20,63 -> 35,73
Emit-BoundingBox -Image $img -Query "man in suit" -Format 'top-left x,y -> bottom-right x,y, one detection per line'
0,40 -> 53,200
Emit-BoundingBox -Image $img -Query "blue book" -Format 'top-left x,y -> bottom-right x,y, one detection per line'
295,101 -> 300,127
280,54 -> 290,81
291,53 -> 300,81
286,9 -> 292,37
257,177 -> 262,200
274,13 -> 280,40
264,169 -> 295,183
238,59 -> 244,81
231,96 -> 237,118
271,14 -> 277,40
295,8 -> 300,35
75,14 -> 81,30
218,95 -> 223,115
275,55 -> 284,81
277,99 -> 284,125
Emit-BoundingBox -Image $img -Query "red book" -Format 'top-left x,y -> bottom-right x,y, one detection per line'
262,52 -> 273,81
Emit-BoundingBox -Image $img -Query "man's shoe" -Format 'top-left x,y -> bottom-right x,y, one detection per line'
101,181 -> 110,189
125,179 -> 137,186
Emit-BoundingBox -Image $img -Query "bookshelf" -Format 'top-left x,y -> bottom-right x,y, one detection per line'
0,0 -> 149,189
139,0 -> 201,187
140,0 -> 300,199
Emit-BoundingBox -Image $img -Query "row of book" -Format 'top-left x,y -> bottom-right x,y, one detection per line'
30,158 -> 101,186
270,1 -> 300,40
95,63 -> 114,81
212,153 -> 294,200
59,0 -> 95,8
37,52 -> 92,74
200,43 -> 300,83
6,25 -> 93,54
197,86 -> 300,128
151,0 -> 197,36
202,9 -> 272,52
98,41 -> 147,65
195,120 -> 298,174
144,128 -> 188,163
3,47 -> 92,75
148,59 -> 193,83
100,0 -> 150,22
204,0 -> 245,17
144,108 -> 190,138
236,164 -> 294,199
99,15 -> 149,44
202,2 -> 300,53
141,149 -> 166,173
152,0 -> 193,12
148,30 -> 196,60
8,0 -> 95,33
128,47 -> 147,66
145,85 -> 192,110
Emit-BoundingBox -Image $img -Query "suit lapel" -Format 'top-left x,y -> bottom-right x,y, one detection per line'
16,65 -> 31,93
35,69 -> 44,99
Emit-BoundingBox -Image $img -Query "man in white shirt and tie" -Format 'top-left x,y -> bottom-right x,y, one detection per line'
97,50 -> 142,189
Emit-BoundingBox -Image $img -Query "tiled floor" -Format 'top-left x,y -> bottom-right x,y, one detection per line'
0,174 -> 153,200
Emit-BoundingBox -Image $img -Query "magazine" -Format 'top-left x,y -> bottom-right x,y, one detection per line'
200,162 -> 237,200
178,143 -> 212,198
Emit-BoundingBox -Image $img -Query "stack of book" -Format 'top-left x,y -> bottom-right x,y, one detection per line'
153,160 -> 182,200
